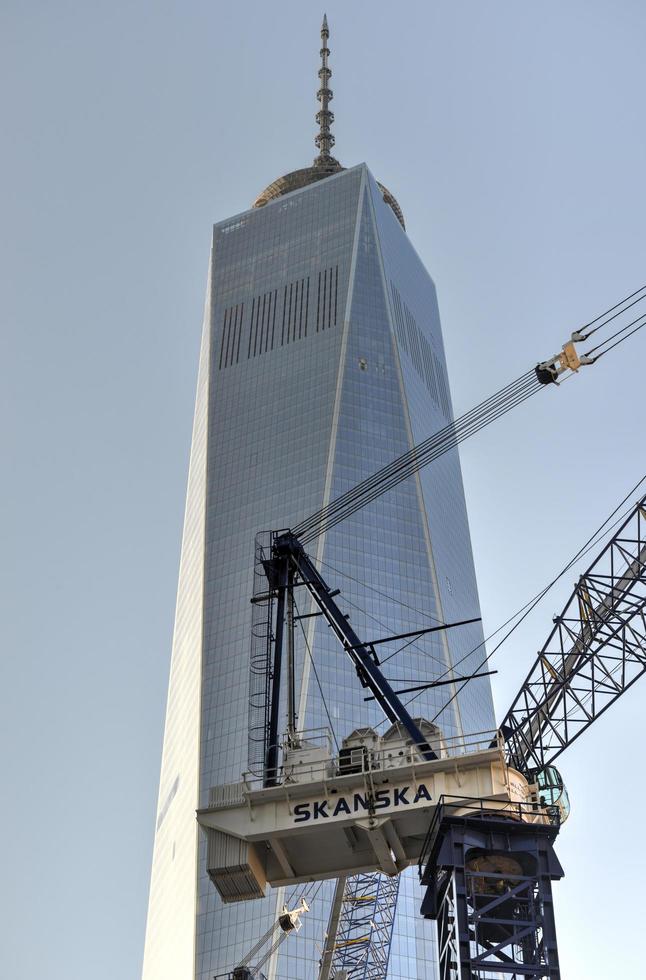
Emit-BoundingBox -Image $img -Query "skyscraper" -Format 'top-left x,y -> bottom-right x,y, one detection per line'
142,18 -> 495,980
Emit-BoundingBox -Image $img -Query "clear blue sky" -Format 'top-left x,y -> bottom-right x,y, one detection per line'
2,2 -> 645,977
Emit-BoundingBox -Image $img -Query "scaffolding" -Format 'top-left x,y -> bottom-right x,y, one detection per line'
328,873 -> 400,980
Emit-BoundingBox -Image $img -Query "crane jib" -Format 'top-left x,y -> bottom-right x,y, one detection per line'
501,496 -> 646,775
272,531 -> 438,763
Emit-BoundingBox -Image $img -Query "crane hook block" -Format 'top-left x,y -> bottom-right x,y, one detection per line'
278,898 -> 310,933
535,340 -> 594,385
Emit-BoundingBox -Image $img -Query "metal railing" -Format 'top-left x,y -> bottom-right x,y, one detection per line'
214,972 -> 267,980
417,794 -> 561,880
239,727 -> 502,791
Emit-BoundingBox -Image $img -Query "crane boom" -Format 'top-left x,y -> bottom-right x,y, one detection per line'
501,495 -> 646,775
263,531 -> 439,774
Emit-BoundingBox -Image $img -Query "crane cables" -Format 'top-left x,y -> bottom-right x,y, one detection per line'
294,369 -> 541,544
575,282 -> 646,359
395,471 -> 646,729
293,283 -> 646,546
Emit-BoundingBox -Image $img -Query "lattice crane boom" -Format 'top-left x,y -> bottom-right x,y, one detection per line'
501,494 -> 646,776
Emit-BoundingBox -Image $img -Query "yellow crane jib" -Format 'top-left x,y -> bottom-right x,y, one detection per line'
535,335 -> 595,385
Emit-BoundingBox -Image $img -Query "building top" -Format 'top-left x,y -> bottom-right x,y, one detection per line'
252,16 -> 405,229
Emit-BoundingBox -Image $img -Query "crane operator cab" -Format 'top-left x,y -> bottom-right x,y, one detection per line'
532,766 -> 571,823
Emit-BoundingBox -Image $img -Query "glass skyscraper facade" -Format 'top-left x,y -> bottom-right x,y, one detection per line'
142,158 -> 496,980
142,21 -> 496,974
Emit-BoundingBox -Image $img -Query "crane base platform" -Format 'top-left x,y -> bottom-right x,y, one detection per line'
197,728 -> 551,903
420,800 -> 563,977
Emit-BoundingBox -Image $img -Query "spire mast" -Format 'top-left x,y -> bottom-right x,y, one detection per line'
314,14 -> 338,167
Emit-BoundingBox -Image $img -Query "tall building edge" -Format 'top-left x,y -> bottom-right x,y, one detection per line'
142,250 -> 213,980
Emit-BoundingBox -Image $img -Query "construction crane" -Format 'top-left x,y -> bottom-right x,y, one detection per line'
215,899 -> 310,980
199,302 -> 646,979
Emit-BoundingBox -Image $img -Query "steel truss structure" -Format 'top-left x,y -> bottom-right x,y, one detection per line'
248,532 -> 277,778
501,495 -> 646,775
419,800 -> 563,979
328,872 -> 400,980
249,530 -> 420,980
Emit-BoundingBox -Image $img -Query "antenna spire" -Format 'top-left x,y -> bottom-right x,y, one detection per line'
314,14 -> 338,167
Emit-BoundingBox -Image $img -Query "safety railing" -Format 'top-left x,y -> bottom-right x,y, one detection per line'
214,972 -> 267,980
417,794 -> 561,881
240,727 -> 502,791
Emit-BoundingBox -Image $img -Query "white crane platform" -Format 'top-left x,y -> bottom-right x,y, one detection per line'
197,724 -> 546,903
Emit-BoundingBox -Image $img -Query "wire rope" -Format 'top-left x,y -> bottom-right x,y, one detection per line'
316,556 -> 445,625
293,594 -> 340,753
305,382 -> 541,542
293,283 -> 646,545
379,630 -> 443,667
587,316 -> 646,359
419,474 -> 646,727
297,373 -> 542,543
579,283 -> 646,338
371,472 -> 646,729
327,590 -> 449,673
287,285 -> 646,732
295,370 -> 538,539
294,371 -> 536,538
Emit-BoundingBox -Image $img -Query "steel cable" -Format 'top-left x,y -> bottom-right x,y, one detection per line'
296,372 -> 542,543
294,369 -> 537,538
578,283 -> 646,338
316,556 -> 445,625
585,313 -> 646,359
293,594 -> 340,753
294,371 -> 536,534
388,474 -> 646,728
294,283 -> 646,545
302,381 -> 542,542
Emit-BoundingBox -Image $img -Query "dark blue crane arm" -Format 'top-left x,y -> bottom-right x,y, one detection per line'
263,531 -> 439,781
500,495 -> 646,777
